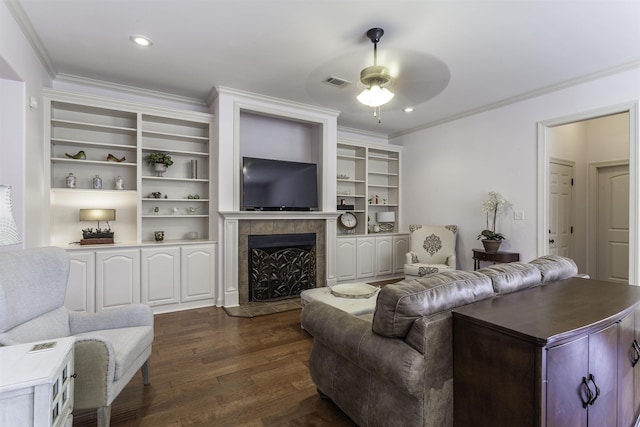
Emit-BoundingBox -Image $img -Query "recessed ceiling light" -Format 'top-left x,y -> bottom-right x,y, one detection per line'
130,35 -> 153,47
403,107 -> 414,113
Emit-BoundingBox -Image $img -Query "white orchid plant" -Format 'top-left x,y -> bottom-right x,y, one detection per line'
477,191 -> 509,241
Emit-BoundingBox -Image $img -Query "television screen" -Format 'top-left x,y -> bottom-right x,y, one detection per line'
242,157 -> 318,211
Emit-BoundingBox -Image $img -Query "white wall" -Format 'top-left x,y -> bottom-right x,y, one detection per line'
392,67 -> 640,271
0,1 -> 52,248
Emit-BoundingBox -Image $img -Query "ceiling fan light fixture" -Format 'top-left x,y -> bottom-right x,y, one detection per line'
357,85 -> 394,107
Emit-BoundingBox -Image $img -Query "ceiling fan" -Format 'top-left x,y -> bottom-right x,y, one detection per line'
357,27 -> 395,123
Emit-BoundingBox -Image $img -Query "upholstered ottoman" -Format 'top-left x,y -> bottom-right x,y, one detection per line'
300,283 -> 379,316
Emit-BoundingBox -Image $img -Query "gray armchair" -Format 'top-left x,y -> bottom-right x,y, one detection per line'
0,247 -> 153,427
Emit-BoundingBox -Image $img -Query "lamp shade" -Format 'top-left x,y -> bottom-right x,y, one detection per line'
79,209 -> 116,222
376,211 -> 396,223
0,185 -> 20,246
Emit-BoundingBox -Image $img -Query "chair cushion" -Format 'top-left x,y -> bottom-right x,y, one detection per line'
478,262 -> 542,295
0,247 -> 69,332
404,263 -> 454,277
528,255 -> 578,282
75,326 -> 154,380
372,270 -> 494,339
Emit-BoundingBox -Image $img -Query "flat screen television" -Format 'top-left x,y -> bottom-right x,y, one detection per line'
242,157 -> 318,211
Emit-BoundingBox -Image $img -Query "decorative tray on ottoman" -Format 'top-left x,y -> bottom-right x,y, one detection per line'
330,283 -> 379,299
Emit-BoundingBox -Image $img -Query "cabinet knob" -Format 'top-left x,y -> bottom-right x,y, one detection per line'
549,239 -> 555,244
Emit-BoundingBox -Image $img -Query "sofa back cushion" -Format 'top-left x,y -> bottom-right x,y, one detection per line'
528,255 -> 578,282
0,247 -> 70,333
372,270 -> 494,338
478,262 -> 542,295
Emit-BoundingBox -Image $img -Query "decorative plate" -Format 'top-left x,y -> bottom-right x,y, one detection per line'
330,283 -> 379,299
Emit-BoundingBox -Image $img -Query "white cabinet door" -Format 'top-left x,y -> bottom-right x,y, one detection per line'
96,249 -> 140,311
181,244 -> 216,302
356,237 -> 376,279
393,234 -> 409,275
65,251 -> 95,313
141,247 -> 180,307
375,236 -> 393,276
336,238 -> 357,281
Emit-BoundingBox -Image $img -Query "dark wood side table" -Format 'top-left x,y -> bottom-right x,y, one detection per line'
472,248 -> 519,270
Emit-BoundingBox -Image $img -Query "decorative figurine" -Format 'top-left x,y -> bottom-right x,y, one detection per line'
65,150 -> 86,160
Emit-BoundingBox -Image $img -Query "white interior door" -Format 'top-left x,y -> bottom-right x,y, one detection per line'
548,161 -> 573,257
596,164 -> 629,283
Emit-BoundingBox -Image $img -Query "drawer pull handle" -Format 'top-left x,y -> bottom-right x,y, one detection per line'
580,376 -> 593,408
632,339 -> 640,367
587,374 -> 600,406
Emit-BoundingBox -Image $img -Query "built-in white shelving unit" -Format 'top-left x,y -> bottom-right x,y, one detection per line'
336,140 -> 401,236
45,90 -> 214,246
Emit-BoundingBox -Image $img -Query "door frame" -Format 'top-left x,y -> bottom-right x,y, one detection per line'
537,101 -> 639,284
588,160 -> 629,279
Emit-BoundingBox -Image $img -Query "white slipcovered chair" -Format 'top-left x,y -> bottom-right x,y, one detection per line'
404,224 -> 458,278
0,247 -> 154,427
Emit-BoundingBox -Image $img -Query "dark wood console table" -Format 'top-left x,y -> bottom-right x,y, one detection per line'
453,278 -> 640,427
472,248 -> 519,270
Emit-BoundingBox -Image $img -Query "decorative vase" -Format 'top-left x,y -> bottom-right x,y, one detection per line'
154,163 -> 167,177
154,231 -> 164,242
482,239 -> 502,253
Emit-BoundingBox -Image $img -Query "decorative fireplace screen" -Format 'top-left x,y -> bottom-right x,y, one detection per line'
248,233 -> 316,302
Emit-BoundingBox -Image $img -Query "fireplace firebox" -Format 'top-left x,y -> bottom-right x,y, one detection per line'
248,233 -> 316,302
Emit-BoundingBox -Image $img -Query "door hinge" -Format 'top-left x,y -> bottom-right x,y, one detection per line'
571,178 -> 574,186
571,226 -> 574,234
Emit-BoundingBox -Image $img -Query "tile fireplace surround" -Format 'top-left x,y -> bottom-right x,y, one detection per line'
220,212 -> 339,307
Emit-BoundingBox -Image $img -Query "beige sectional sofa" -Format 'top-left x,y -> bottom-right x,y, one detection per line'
301,255 -> 580,427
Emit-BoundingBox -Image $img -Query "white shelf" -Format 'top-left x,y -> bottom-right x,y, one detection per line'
142,214 -> 209,218
51,158 -> 137,167
142,146 -> 209,157
142,129 -> 209,142
141,176 -> 209,183
51,118 -> 136,134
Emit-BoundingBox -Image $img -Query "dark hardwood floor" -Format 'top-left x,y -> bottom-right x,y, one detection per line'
74,306 -> 356,427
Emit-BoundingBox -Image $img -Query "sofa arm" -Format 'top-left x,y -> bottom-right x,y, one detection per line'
72,336 -> 116,410
69,304 -> 153,335
302,301 -> 425,395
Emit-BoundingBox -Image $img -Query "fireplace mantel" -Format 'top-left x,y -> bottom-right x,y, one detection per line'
221,212 -> 338,307
220,211 -> 339,221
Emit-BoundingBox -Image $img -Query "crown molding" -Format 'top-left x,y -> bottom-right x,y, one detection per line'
214,86 -> 340,118
55,74 -> 208,109
4,0 -> 56,78
391,59 -> 640,139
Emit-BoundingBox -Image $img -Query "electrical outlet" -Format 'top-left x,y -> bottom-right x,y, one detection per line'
514,211 -> 524,220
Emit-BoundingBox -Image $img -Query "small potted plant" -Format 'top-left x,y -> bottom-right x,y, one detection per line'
477,191 -> 509,252
145,152 -> 173,176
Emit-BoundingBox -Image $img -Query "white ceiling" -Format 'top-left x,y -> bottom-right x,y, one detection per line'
10,0 -> 640,136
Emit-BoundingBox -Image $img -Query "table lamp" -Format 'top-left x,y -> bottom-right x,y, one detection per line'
376,211 -> 395,232
79,208 -> 115,245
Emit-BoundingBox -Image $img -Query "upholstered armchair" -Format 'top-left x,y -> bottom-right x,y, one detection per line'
0,247 -> 153,427
404,225 -> 458,278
